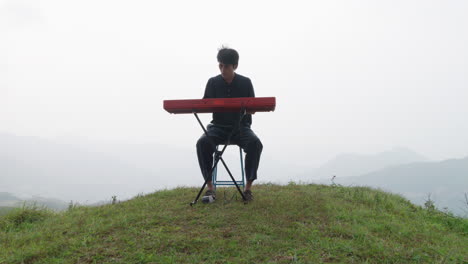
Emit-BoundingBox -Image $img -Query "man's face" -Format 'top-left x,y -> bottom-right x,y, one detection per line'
219,63 -> 237,80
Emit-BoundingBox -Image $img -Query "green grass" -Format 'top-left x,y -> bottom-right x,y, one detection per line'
0,184 -> 466,264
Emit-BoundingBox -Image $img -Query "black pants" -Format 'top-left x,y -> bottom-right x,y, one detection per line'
196,124 -> 263,182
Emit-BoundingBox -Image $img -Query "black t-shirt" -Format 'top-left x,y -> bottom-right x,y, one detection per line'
203,73 -> 255,127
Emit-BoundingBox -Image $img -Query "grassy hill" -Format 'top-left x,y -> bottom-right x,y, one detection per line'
0,184 -> 466,264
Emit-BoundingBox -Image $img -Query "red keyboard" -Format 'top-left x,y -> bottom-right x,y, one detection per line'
164,97 -> 276,114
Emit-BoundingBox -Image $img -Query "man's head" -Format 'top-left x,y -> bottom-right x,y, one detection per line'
217,47 -> 239,81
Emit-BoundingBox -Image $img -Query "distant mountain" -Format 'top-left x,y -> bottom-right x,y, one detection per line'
335,156 -> 468,216
0,192 -> 20,201
0,192 -> 68,211
67,138 -> 297,186
0,192 -> 21,207
1,132 -> 299,203
296,147 -> 429,181
0,133 -> 195,203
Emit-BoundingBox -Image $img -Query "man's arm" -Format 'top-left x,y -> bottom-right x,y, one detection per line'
203,78 -> 215,99
248,78 -> 255,97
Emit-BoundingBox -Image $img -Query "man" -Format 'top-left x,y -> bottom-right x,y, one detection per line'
196,47 -> 263,202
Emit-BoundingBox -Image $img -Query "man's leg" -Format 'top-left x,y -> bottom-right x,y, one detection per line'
196,125 -> 228,191
236,126 -> 263,192
245,180 -> 254,191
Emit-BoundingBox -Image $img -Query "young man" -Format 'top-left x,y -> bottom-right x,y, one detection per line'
196,47 -> 263,202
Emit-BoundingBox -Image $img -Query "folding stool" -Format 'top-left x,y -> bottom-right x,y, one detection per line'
212,145 -> 245,190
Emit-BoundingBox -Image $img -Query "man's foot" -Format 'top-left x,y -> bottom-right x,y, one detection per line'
243,190 -> 253,202
202,189 -> 216,204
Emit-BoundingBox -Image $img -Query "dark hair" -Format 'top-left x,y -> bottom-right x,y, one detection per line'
217,47 -> 239,66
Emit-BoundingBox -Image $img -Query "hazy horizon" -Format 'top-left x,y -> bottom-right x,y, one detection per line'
2,1 -> 468,167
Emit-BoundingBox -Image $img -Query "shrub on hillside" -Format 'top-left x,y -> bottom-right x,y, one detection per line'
0,203 -> 54,231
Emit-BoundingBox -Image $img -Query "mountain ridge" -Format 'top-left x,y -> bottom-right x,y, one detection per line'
335,156 -> 468,216
298,147 -> 430,180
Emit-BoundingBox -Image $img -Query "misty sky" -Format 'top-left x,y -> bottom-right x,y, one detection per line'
2,0 -> 468,167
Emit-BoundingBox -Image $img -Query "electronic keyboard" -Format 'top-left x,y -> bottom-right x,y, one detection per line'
163,97 -> 276,114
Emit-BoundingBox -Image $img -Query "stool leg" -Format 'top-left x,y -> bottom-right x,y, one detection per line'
212,146 -> 220,191
239,146 -> 245,190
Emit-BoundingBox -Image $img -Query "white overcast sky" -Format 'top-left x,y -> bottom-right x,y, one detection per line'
1,0 -> 467,166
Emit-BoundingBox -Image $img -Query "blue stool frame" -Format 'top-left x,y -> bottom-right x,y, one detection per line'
212,145 -> 245,190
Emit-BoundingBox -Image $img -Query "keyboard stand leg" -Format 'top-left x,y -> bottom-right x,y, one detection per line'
218,154 -> 246,203
190,144 -> 227,206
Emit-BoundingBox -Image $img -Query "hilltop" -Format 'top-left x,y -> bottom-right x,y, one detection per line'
0,184 -> 467,263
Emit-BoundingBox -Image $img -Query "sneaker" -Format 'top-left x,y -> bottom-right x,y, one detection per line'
243,190 -> 253,202
202,189 -> 216,204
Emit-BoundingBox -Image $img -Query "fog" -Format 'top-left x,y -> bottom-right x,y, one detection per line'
1,1 -> 467,206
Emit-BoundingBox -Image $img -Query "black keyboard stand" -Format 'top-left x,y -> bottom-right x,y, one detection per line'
190,108 -> 247,206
